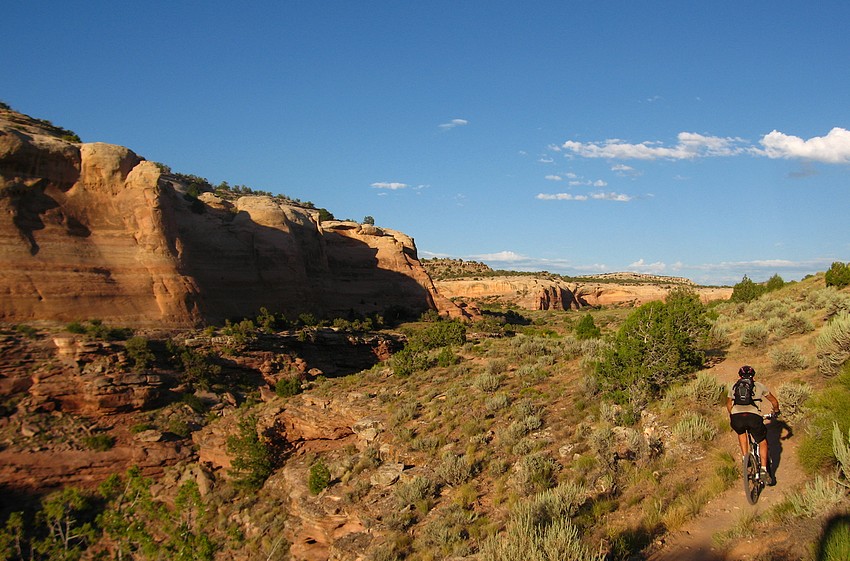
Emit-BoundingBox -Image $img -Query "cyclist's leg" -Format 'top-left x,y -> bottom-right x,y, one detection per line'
758,438 -> 769,469
737,432 -> 750,457
731,414 -> 750,458
748,418 -> 768,468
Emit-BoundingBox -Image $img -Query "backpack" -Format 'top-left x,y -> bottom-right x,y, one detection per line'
732,377 -> 759,407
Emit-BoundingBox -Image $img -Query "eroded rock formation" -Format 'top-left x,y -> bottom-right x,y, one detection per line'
0,108 -> 464,326
434,275 -> 732,310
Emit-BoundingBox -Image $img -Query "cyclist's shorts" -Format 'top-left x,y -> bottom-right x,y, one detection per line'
730,413 -> 767,442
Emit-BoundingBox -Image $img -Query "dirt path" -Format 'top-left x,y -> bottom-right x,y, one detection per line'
645,366 -> 809,561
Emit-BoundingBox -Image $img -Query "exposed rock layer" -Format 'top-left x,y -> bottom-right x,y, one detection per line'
434,276 -> 732,310
0,108 -> 462,326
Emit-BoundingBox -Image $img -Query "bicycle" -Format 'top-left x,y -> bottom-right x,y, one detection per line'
743,412 -> 777,505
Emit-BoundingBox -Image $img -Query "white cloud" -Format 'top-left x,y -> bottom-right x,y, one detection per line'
561,132 -> 750,160
536,193 -> 589,201
591,191 -> 632,201
545,174 -> 563,181
759,127 -> 850,164
471,251 -> 528,262
562,175 -> 607,188
439,118 -> 469,130
628,259 -> 667,274
559,127 -> 850,165
612,163 -> 642,178
571,263 -> 610,273
537,190 -> 631,202
467,251 -> 602,274
371,182 -> 408,190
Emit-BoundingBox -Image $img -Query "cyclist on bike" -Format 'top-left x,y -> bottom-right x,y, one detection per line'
726,365 -> 780,484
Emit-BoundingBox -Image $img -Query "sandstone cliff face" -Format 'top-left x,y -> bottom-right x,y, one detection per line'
0,109 -> 461,326
434,276 -> 732,310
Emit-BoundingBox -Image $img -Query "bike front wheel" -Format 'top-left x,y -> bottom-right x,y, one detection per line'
743,452 -> 761,504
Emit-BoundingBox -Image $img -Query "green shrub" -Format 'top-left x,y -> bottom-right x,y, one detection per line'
765,273 -> 786,292
436,346 -> 460,367
707,322 -> 732,349
825,261 -> 850,289
308,460 -> 331,495
833,423 -> 850,481
817,516 -> 850,561
66,320 -> 87,334
222,318 -> 258,344
747,298 -> 787,321
167,420 -> 191,438
130,422 -> 156,434
416,504 -> 477,557
781,475 -> 844,519
575,314 -> 601,340
275,376 -> 302,397
391,400 -> 421,424
596,288 -> 709,403
775,382 -> 812,422
798,375 -> 850,472
479,483 -> 601,561
180,392 -> 207,413
178,347 -> 223,389
82,434 -> 115,451
395,476 -> 437,508
782,312 -> 815,335
808,287 -> 850,317
689,372 -> 726,405
391,346 -> 432,377
672,413 -> 717,442
515,453 -> 558,493
436,452 -> 475,486
740,324 -> 769,347
13,324 -> 38,338
485,358 -> 509,376
125,336 -> 156,369
485,393 -> 510,413
226,410 -> 272,490
516,364 -> 549,385
416,319 -> 467,349
769,345 -> 808,371
816,312 -> 850,376
474,372 -> 502,392
731,275 -> 766,303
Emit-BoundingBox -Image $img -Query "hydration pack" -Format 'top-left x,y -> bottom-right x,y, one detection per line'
732,377 -> 758,407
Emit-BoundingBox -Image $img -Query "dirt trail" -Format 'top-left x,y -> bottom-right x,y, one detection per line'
645,365 -> 809,561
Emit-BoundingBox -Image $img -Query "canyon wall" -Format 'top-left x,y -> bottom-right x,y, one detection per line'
434,276 -> 732,310
0,109 -> 462,326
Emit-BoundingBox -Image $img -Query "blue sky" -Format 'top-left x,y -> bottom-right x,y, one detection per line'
4,1 -> 849,285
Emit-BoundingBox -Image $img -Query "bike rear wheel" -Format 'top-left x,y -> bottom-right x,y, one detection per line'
743,452 -> 761,504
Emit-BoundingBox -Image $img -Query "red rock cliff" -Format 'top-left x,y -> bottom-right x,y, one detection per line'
0,109 -> 461,326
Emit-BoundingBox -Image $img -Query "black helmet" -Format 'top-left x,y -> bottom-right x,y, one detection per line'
738,365 -> 756,378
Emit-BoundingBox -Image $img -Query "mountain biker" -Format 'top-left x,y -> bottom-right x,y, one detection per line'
726,365 -> 780,484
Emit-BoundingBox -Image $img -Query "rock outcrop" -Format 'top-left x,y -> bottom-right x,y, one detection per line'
0,108 -> 464,327
434,276 -> 732,310
193,392 -> 398,561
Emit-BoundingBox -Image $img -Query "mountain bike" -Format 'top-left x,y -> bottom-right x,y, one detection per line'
743,413 -> 777,505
